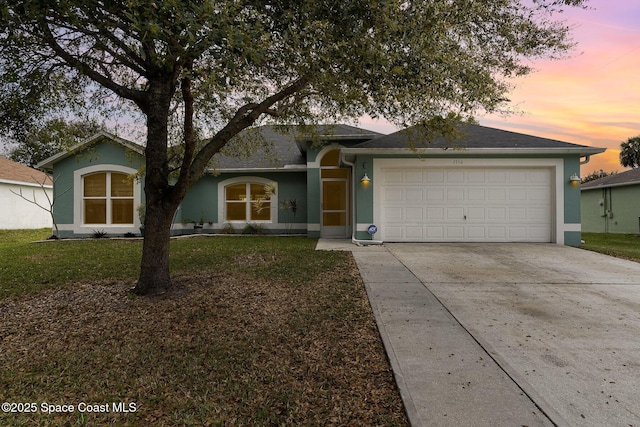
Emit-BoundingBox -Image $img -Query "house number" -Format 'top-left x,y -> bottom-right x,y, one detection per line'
453,160 -> 464,165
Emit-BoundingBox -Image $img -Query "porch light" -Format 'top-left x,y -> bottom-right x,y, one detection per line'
569,173 -> 581,184
361,173 -> 371,184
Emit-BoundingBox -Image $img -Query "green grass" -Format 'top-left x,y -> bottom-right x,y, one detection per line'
0,229 -> 143,297
581,232 -> 640,263
0,231 -> 342,298
0,230 -> 408,426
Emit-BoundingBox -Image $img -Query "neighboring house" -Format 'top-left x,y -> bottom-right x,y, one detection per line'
36,123 -> 605,245
0,156 -> 53,229
581,168 -> 640,234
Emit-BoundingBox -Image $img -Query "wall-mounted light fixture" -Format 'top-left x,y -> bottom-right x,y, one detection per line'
569,173 -> 581,184
361,173 -> 371,184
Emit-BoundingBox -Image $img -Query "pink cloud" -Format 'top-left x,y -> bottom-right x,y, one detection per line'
480,0 -> 640,174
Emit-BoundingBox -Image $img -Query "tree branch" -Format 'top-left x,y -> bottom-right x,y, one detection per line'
181,74 -> 312,192
9,174 -> 71,237
176,60 -> 197,192
39,21 -> 148,109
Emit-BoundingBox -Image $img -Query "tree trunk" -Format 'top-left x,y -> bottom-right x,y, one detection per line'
131,80 -> 176,295
132,199 -> 176,295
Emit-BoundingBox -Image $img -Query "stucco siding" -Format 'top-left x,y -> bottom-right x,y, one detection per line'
581,185 -> 640,234
563,157 -> 581,225
51,140 -> 144,236
179,171 -> 308,234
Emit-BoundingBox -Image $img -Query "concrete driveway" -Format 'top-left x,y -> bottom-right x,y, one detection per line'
350,243 -> 640,427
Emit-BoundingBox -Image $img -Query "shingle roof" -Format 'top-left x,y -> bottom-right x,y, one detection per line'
210,125 -> 381,170
581,168 -> 640,189
0,157 -> 52,186
350,122 -> 603,153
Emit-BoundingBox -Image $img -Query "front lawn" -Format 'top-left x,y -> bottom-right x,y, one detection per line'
0,230 -> 407,426
581,232 -> 640,263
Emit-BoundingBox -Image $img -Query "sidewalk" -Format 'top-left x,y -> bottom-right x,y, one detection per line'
317,240 -> 554,427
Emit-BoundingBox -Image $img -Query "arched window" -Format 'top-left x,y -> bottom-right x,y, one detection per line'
224,182 -> 273,222
83,172 -> 134,224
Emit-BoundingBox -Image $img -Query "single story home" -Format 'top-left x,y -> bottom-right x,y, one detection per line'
36,123 -> 605,245
0,156 -> 53,229
581,168 -> 640,234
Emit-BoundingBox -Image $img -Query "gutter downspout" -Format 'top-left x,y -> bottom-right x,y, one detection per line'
580,155 -> 591,165
341,153 -> 383,246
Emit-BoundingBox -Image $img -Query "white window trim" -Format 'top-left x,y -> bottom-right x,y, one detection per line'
73,164 -> 141,233
217,177 -> 278,225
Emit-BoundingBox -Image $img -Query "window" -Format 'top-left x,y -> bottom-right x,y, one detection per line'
225,182 -> 272,221
83,172 -> 134,224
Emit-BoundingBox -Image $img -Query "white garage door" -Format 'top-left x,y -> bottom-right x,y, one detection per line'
378,167 -> 552,242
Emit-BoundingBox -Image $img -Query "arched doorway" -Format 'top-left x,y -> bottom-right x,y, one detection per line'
320,149 -> 351,238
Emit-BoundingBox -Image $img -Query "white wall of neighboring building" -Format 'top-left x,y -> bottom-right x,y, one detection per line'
0,180 -> 53,229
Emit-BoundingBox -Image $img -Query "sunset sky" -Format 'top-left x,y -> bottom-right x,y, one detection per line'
364,0 -> 640,175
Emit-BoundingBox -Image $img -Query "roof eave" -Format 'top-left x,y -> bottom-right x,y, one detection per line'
0,178 -> 53,188
581,181 -> 640,190
35,132 -> 144,170
340,147 -> 607,156
206,165 -> 307,174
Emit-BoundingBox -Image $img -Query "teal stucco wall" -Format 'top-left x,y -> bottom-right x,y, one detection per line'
352,154 -> 375,240
52,139 -> 144,237
564,157 -> 582,246
179,171 -> 307,235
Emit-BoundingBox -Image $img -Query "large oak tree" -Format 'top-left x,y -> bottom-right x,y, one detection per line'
1,0 -> 587,294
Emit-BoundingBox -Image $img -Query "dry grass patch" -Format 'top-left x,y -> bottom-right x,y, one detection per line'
0,251 -> 407,426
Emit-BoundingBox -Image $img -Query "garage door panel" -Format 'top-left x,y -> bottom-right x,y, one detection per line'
379,167 -> 552,242
427,170 -> 445,182
467,207 -> 485,220
488,188 -> 507,201
508,227 -> 528,239
488,171 -> 508,183
508,207 -> 527,220
467,170 -> 486,183
447,188 -> 464,201
488,227 -> 507,239
406,170 -> 423,182
488,207 -> 506,220
508,189 -> 527,201
384,207 -> 403,221
529,188 -> 549,201
468,188 -> 485,200
467,226 -> 485,239
384,171 -> 403,182
530,226 -> 550,239
406,188 -> 423,202
383,187 -> 403,202
426,227 -> 444,238
529,207 -> 549,220
405,226 -> 423,238
426,207 -> 444,220
447,170 -> 465,182
529,170 -> 551,184
446,226 -> 465,239
406,207 -> 423,220
509,170 -> 528,184
426,189 -> 444,201
447,207 -> 464,220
